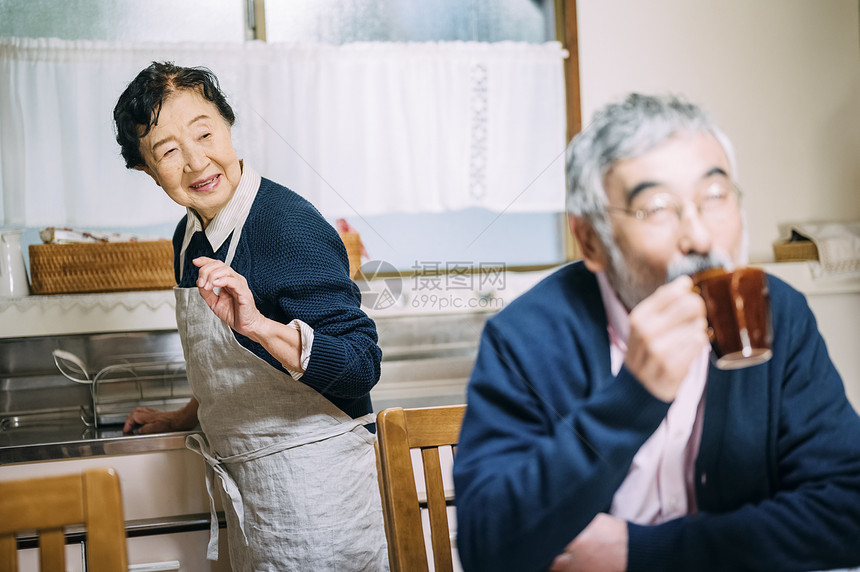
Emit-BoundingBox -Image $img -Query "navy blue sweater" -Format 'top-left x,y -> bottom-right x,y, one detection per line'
453,261 -> 860,571
173,177 -> 382,421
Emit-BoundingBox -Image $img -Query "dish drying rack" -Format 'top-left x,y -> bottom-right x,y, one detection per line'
52,349 -> 192,428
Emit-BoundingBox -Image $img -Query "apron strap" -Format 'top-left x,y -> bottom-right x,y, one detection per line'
178,215 -> 197,282
218,412 -> 376,464
186,433 -> 249,560
179,202 -> 252,281
185,412 -> 374,560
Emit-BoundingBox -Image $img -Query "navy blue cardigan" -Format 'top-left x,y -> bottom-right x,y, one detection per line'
173,177 -> 382,421
453,261 -> 860,571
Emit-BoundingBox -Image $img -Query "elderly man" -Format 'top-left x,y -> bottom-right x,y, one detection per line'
452,93 -> 860,572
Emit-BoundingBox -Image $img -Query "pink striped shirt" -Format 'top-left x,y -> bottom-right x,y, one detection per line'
596,272 -> 709,524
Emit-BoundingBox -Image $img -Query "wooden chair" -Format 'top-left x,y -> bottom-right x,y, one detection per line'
0,467 -> 129,572
376,405 -> 466,572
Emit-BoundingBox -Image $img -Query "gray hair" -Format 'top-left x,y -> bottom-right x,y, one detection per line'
565,93 -> 737,246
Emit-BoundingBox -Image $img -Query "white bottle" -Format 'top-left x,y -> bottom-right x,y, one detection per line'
0,229 -> 31,297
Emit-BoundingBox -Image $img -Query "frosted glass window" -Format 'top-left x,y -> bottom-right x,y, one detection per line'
264,0 -> 554,44
0,0 -> 565,270
264,0 -> 563,269
0,0 -> 246,42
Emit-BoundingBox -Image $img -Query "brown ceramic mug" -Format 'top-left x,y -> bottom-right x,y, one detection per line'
692,267 -> 773,370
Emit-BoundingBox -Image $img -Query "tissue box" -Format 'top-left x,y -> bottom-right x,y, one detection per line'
772,239 -> 819,262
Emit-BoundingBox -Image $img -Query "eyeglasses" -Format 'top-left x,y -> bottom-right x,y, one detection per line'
606,179 -> 742,227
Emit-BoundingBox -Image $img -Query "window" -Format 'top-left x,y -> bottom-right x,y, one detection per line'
1,0 -> 569,272
0,0 -> 246,42
263,0 -> 553,44
261,0 -> 566,270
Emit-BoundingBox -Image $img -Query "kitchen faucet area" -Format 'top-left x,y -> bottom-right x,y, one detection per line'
0,298 -> 497,462
0,267 -> 552,457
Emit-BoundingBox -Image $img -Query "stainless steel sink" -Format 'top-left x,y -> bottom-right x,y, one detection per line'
0,311 -> 492,457
0,408 -> 87,431
0,409 -> 94,452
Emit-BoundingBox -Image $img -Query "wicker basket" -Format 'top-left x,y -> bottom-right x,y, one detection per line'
772,239 -> 819,262
339,232 -> 363,279
29,241 -> 175,295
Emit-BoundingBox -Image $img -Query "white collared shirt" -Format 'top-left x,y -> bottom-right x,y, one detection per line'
596,272 -> 709,525
180,163 -> 314,380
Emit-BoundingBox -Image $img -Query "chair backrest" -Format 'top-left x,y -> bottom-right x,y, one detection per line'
0,467 -> 129,572
376,405 -> 466,572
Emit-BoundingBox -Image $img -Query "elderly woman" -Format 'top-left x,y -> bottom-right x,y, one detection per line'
113,62 -> 388,571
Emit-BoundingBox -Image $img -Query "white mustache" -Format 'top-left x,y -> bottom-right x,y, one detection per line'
666,251 -> 733,283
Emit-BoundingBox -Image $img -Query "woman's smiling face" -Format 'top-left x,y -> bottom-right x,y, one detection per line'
137,88 -> 241,227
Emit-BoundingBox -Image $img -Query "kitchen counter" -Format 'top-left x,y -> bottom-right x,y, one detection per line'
0,271 -> 549,468
1,327 -> 194,466
0,290 -> 178,338
0,421 -> 198,465
0,266 -> 552,338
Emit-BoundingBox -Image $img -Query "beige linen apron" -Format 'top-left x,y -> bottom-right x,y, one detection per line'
177,221 -> 388,571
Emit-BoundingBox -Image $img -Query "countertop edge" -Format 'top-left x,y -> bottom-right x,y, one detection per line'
0,430 -> 198,465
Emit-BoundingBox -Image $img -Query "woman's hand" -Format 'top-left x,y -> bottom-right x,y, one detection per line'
122,398 -> 199,435
191,256 -> 304,372
192,256 -> 265,338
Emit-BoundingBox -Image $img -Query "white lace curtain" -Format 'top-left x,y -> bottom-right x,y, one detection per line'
0,38 -> 567,228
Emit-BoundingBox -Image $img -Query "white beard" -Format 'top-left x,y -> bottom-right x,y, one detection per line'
606,243 -> 733,310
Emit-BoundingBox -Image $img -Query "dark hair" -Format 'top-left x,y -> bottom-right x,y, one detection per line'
113,61 -> 236,169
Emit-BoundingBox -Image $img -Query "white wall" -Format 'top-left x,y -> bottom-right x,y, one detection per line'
577,0 -> 860,263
